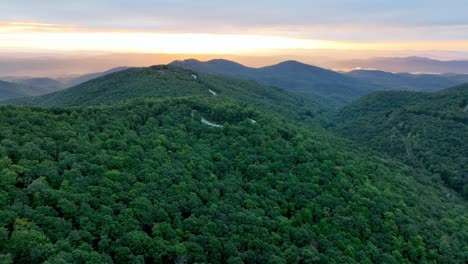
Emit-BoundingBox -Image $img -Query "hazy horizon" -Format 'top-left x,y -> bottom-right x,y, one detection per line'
2,52 -> 468,78
2,0 -> 468,76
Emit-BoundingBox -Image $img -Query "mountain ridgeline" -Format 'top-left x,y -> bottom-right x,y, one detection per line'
170,59 -> 379,107
5,66 -> 326,127
334,84 -> 468,198
0,64 -> 467,263
171,59 -> 468,108
4,59 -> 468,106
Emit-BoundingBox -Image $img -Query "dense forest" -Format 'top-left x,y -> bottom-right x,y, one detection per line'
334,84 -> 468,198
0,66 -> 467,263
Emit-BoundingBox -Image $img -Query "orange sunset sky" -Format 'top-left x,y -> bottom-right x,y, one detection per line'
1,0 -> 468,75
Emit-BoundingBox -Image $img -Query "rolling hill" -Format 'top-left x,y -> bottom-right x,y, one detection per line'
0,80 -> 57,101
346,70 -> 468,92
170,59 -> 380,107
10,77 -> 65,93
4,65 -> 326,125
334,84 -> 468,198
0,65 -> 466,263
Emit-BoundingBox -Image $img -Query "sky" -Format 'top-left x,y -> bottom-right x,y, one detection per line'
1,0 -> 468,75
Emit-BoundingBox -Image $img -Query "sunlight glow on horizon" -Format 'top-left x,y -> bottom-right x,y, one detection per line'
1,21 -> 468,55
0,33 -> 333,54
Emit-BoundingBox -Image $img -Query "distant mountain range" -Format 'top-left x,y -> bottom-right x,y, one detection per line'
171,59 -> 468,107
170,59 -> 378,107
0,80 -> 46,100
330,56 -> 468,74
345,70 -> 468,92
9,77 -> 64,92
3,58 -> 468,104
0,67 -> 127,101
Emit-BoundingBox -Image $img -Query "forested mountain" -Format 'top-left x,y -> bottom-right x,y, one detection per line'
5,65 -> 325,126
170,59 -> 379,107
346,70 -> 468,92
0,80 -> 55,101
0,65 -> 466,263
334,84 -> 468,198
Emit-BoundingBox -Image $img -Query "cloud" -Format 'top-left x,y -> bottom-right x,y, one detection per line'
1,1 -> 467,55
1,1 -> 468,33
1,19 -> 467,41
0,21 -> 78,33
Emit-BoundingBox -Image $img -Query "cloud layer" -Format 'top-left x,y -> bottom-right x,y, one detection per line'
1,1 -> 467,60
1,0 -> 468,40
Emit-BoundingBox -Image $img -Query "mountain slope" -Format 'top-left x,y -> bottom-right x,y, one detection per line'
170,59 -> 379,107
1,98 -> 466,263
334,84 -> 468,197
0,65 -> 466,263
4,65 -> 326,125
11,77 -> 65,93
346,70 -> 468,91
257,61 -> 375,98
0,80 -> 55,101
